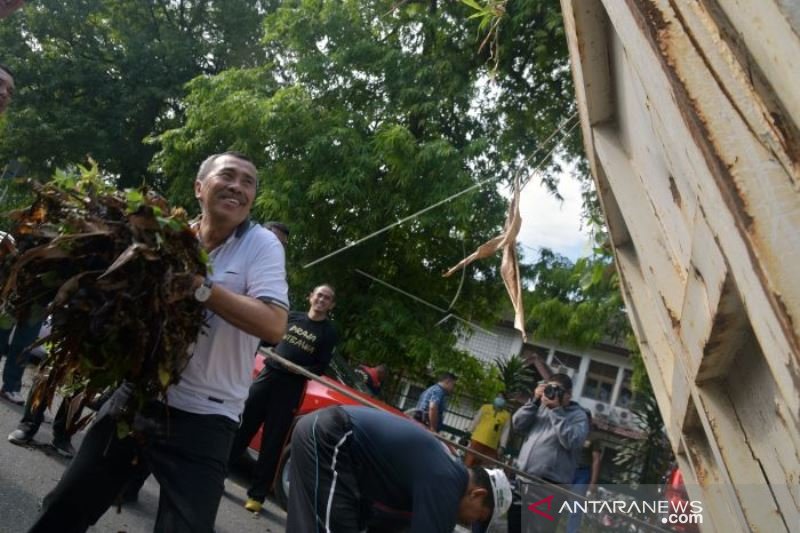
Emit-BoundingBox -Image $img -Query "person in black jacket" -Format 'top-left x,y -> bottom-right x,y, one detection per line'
228,283 -> 338,513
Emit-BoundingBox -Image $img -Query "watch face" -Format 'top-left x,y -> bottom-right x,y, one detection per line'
195,284 -> 212,302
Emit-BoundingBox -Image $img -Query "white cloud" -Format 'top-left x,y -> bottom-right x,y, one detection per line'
502,167 -> 591,263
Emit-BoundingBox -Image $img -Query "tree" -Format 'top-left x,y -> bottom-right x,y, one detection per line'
613,389 -> 673,487
494,353 -> 536,401
153,0 -> 579,393
524,247 -> 629,348
0,0 -> 270,188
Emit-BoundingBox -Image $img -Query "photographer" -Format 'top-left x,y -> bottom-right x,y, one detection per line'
508,373 -> 589,533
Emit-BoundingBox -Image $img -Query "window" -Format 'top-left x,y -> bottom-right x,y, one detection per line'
552,351 -> 581,372
615,369 -> 635,408
582,360 -> 618,403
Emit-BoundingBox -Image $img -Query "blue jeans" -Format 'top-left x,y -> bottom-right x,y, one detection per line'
0,319 -> 42,393
566,466 -> 592,533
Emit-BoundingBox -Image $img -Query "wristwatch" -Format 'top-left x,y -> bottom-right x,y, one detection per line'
194,277 -> 214,303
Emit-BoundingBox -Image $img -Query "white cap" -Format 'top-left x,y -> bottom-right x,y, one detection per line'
475,468 -> 513,533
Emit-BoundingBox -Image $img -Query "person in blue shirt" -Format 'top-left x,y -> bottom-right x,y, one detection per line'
286,405 -> 512,533
413,371 -> 457,433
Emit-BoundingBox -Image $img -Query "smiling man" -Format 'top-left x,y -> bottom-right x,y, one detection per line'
27,152 -> 289,533
228,283 -> 339,513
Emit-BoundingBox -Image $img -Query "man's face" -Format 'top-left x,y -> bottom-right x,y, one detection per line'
194,155 -> 257,227
308,286 -> 335,315
456,482 -> 491,527
542,381 -> 570,408
441,378 -> 457,393
0,68 -> 15,115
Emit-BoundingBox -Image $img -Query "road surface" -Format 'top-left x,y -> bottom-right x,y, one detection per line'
0,367 -> 287,533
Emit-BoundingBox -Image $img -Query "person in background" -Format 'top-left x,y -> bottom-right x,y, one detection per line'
228,284 -> 338,514
357,363 -> 387,397
7,319 -> 84,458
0,318 -> 41,405
414,372 -> 457,433
0,0 -> 24,19
287,405 -> 513,533
464,392 -> 511,467
508,373 -> 589,533
0,65 -> 35,407
566,411 -> 603,533
264,221 -> 289,247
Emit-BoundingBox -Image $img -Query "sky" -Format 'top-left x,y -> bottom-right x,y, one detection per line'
503,166 -> 592,264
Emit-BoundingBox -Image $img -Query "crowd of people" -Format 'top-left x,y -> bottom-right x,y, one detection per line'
0,5 -> 597,532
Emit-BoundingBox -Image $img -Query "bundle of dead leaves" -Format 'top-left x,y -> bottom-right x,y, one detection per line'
0,164 -> 206,432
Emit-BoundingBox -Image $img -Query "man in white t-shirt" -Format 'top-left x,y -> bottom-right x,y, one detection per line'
28,152 -> 289,533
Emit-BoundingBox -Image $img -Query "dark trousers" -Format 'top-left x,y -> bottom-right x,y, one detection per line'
287,406 -> 362,533
28,401 -> 237,533
18,386 -> 78,442
228,366 -> 306,502
0,319 -> 41,392
508,480 -> 568,533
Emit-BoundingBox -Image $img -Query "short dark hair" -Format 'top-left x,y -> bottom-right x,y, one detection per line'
312,283 -> 336,299
470,467 -> 495,515
0,64 -> 14,79
264,221 -> 289,237
548,373 -> 573,392
196,151 -> 254,182
439,371 -> 458,382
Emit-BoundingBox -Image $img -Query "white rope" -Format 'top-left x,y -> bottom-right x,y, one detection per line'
354,269 -> 498,337
302,113 -> 579,269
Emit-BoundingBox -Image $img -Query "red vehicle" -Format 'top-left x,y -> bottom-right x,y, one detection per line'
245,351 -> 406,509
662,466 -> 701,533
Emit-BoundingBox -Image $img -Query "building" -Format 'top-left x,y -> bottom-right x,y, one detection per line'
393,321 -> 645,482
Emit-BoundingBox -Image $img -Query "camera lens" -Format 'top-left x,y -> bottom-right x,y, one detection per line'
544,385 -> 557,399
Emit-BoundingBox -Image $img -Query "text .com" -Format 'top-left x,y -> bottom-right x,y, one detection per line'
557,499 -> 703,524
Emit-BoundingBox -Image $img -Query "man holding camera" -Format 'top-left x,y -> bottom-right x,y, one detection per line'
508,373 -> 589,533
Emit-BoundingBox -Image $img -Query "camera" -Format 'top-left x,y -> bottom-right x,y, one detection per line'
543,384 -> 565,401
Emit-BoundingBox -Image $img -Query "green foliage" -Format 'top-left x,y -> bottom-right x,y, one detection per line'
525,248 -> 629,348
0,163 -> 206,429
3,0 -> 592,394
494,353 -> 536,399
153,0 -> 557,390
613,390 -> 673,485
0,0 -> 270,187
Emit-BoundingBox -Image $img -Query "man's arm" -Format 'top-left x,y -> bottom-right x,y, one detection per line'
499,416 -> 511,449
427,402 -> 440,432
200,228 -> 289,344
203,284 -> 287,344
512,397 -> 541,434
546,408 -> 590,451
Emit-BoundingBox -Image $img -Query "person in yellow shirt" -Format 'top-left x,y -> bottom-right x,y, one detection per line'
465,392 -> 511,467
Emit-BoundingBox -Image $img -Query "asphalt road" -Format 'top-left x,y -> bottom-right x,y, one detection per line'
0,367 -> 287,533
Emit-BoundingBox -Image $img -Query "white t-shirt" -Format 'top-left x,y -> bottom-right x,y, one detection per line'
166,221 -> 289,421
